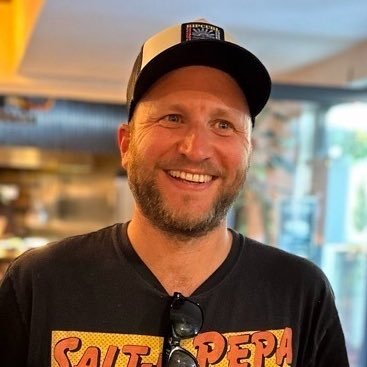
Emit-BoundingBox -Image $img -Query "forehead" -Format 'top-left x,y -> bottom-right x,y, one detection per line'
137,66 -> 249,114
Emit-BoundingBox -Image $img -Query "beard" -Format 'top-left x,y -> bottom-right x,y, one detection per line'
126,142 -> 249,240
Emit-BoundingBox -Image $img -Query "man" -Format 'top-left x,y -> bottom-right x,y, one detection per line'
0,20 -> 349,367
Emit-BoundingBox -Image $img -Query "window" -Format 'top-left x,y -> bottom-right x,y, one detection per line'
234,94 -> 367,367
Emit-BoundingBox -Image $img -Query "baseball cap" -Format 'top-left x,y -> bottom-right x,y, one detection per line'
126,20 -> 271,125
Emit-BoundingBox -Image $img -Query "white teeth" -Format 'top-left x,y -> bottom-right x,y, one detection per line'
169,170 -> 212,183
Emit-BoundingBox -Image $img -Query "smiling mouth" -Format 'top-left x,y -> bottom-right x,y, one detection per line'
168,170 -> 213,183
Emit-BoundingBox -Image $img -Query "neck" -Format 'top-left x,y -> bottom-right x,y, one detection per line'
126,209 -> 232,296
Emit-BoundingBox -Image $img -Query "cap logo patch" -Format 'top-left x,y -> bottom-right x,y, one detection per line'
182,22 -> 224,42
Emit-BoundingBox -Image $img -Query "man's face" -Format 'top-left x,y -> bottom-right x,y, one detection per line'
119,66 -> 252,239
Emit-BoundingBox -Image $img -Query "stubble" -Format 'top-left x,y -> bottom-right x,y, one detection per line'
126,137 -> 250,240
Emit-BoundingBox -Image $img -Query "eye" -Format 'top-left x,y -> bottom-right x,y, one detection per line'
212,120 -> 235,136
162,114 -> 182,123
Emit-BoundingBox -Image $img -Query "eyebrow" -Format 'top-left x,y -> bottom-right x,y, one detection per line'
156,103 -> 246,118
209,107 -> 243,118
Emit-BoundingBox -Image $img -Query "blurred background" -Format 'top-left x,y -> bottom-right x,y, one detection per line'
0,1 -> 366,365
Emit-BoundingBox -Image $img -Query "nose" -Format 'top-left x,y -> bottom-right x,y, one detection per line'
177,126 -> 213,162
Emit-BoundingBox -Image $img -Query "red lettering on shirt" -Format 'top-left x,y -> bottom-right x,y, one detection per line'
54,337 -> 82,367
194,331 -> 228,366
74,346 -> 101,367
227,333 -> 251,367
252,331 -> 276,367
122,345 -> 150,367
276,327 -> 293,365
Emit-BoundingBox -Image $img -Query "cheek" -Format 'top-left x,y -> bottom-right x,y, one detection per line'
129,136 -> 167,168
224,141 -> 251,168
139,129 -> 178,157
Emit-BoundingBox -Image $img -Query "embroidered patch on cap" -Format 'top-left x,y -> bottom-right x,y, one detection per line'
181,22 -> 225,42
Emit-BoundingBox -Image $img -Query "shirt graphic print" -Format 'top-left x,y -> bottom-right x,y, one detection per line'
52,327 -> 293,367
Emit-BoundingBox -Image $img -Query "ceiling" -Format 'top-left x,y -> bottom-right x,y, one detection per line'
1,0 -> 367,104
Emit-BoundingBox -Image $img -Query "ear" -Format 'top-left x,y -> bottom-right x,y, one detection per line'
118,123 -> 131,169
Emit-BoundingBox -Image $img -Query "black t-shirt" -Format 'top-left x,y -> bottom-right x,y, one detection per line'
0,223 -> 349,366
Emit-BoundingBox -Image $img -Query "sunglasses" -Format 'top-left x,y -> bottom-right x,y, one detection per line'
163,292 -> 204,367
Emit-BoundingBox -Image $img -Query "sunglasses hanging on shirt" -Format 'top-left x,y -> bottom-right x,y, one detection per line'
163,292 -> 203,367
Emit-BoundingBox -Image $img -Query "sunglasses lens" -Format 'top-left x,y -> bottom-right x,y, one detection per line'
170,298 -> 203,338
168,349 -> 197,367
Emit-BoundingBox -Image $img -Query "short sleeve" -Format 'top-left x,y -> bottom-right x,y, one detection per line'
0,268 -> 29,365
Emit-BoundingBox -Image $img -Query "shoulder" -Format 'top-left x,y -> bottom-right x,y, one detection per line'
238,235 -> 333,294
244,236 -> 319,270
6,223 -> 122,279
